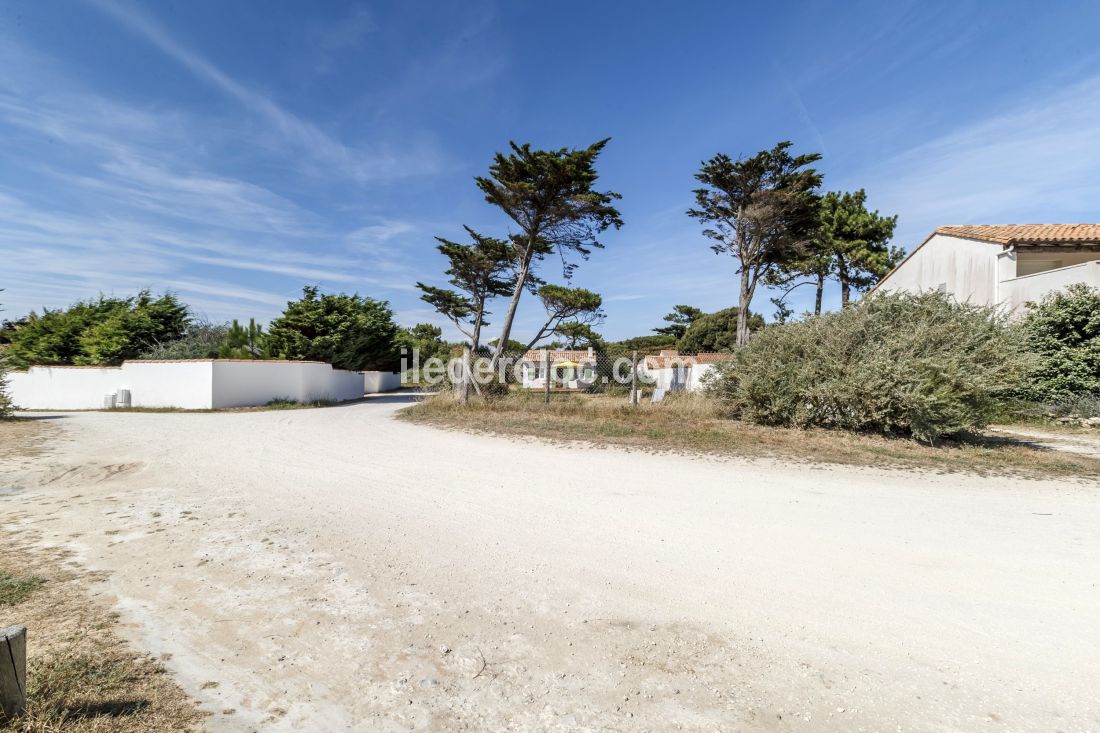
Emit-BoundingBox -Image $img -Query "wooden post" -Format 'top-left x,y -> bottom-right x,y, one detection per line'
0,625 -> 26,721
631,350 -> 638,406
544,350 -> 551,404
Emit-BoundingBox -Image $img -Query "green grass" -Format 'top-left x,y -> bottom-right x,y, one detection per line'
0,570 -> 44,606
262,397 -> 337,410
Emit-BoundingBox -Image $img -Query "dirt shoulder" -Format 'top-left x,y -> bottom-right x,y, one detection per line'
400,393 -> 1100,479
0,419 -> 204,733
0,529 -> 204,733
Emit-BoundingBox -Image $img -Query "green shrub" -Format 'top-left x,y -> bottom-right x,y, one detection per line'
704,291 -> 1030,442
0,358 -> 12,418
4,290 -> 189,367
1017,284 -> 1100,401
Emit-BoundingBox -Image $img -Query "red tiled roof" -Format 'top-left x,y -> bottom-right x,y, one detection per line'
936,224 -> 1100,245
521,349 -> 595,363
643,352 -> 730,368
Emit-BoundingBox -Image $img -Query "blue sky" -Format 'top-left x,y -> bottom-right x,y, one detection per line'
2,1 -> 1099,341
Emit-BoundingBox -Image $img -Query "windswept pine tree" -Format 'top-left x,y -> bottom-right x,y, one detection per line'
688,141 -> 822,345
476,140 -> 622,365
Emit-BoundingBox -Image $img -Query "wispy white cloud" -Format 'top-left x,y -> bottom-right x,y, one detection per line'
346,220 -> 417,252
849,73 -> 1100,249
84,0 -> 443,182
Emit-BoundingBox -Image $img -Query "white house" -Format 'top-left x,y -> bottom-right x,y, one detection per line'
874,224 -> 1100,311
519,348 -> 599,390
640,351 -> 728,397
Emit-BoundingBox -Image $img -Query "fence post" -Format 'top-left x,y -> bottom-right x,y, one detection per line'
631,350 -> 638,406
0,625 -> 26,720
544,350 -> 551,404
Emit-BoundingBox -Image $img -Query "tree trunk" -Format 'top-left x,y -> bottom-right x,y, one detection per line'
736,268 -> 753,346
814,271 -> 824,316
470,308 -> 483,354
490,250 -> 534,368
837,256 -> 851,307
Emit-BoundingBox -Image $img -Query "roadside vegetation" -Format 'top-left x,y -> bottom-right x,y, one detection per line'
0,535 -> 204,733
704,291 -> 1029,443
0,424 -> 202,732
401,390 -> 1100,478
405,270 -> 1100,476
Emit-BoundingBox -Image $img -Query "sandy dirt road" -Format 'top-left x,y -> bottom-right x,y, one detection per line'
2,395 -> 1099,732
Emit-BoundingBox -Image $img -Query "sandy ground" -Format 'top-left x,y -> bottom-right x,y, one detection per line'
2,396 -> 1099,732
991,425 -> 1100,460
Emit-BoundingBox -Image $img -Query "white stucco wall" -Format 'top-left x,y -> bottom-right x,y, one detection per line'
9,360 -> 367,410
999,261 -> 1100,312
211,361 -> 364,408
877,234 -> 1002,306
362,371 -> 400,393
8,362 -> 214,409
644,363 -> 718,393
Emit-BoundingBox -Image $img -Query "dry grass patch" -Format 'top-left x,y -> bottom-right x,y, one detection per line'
0,420 -> 58,462
0,533 -> 204,732
401,392 -> 1100,479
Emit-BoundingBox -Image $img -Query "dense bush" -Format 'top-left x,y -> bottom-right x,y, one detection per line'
4,291 -> 189,368
704,291 -> 1030,442
1017,284 -> 1100,401
140,320 -> 230,359
267,286 -> 401,372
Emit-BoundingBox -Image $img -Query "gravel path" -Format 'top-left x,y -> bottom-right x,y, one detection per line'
3,396 -> 1098,731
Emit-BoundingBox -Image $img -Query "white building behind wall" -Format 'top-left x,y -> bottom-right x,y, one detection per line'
641,351 -> 727,400
8,359 -> 399,410
874,224 -> 1100,311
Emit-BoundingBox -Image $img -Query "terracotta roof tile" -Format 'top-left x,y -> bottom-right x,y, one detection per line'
643,352 -> 730,368
936,224 -> 1100,245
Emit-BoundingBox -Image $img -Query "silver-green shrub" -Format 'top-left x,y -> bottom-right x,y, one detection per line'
704,291 -> 1030,442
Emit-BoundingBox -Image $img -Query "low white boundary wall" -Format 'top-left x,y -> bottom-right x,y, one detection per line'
210,361 -> 364,408
363,371 -> 400,394
9,360 -> 372,410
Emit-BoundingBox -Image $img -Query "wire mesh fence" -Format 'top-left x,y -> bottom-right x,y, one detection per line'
401,343 -> 729,404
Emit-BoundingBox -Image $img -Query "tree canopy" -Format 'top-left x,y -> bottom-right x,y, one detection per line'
399,323 -> 452,363
688,141 -> 821,345
416,227 -> 513,352
524,285 -> 604,352
677,307 -> 765,354
767,189 -> 899,314
218,318 -> 269,359
267,286 -> 401,371
476,139 -> 622,363
653,305 -> 703,339
818,190 -> 900,306
554,321 -> 603,350
3,290 -> 189,368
